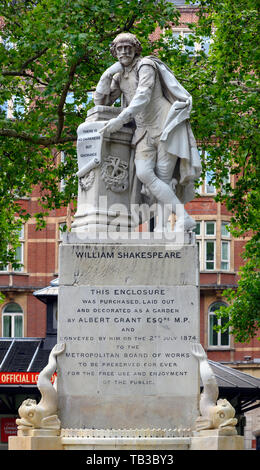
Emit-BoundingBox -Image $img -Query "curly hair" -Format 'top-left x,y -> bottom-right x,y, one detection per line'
110,33 -> 142,58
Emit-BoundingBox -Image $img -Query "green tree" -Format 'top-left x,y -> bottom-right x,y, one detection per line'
0,0 -> 179,263
193,0 -> 259,343
158,0 -> 259,342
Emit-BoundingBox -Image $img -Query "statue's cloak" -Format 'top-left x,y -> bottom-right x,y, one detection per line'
129,56 -> 201,208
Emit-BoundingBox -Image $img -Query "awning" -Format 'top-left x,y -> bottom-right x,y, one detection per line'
209,360 -> 260,391
0,338 -> 50,381
209,359 -> 260,413
33,278 -> 59,304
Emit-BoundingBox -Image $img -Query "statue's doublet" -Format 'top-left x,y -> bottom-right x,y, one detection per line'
112,57 -> 171,144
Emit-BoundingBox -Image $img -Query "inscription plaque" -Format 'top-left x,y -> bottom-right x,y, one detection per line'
58,285 -> 198,395
57,241 -> 200,429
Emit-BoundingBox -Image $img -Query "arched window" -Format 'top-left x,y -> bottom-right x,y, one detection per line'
2,303 -> 23,337
208,301 -> 229,347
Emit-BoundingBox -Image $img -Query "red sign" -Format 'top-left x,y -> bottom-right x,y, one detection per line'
0,372 -> 56,385
1,418 -> 17,442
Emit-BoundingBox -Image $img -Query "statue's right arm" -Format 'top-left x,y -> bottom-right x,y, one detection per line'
98,63 -> 156,135
94,62 -> 122,105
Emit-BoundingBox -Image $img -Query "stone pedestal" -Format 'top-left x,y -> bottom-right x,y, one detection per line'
9,233 -> 245,451
72,106 -> 134,232
190,429 -> 244,450
9,429 -> 63,450
57,233 -> 200,431
60,428 -> 191,450
9,429 -> 244,451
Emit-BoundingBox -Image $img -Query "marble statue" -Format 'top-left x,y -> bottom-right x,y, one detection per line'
16,343 -> 65,431
191,343 -> 237,432
94,32 -> 201,232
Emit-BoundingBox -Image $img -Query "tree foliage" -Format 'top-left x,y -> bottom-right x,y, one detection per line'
0,0 -> 259,341
191,0 -> 259,342
168,0 -> 259,342
0,0 -> 179,261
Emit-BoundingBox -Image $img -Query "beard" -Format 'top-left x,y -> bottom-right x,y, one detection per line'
118,55 -> 134,66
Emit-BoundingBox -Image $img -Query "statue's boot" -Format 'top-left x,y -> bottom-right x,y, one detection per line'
173,213 -> 196,232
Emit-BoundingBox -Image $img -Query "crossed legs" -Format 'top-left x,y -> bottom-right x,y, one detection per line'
135,138 -> 195,231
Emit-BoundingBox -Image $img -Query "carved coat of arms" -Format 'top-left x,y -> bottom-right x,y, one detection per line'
101,155 -> 129,192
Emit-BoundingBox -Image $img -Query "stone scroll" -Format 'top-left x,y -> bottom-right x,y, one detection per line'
76,121 -> 104,179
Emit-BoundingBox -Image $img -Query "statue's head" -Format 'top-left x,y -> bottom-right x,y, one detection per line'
210,399 -> 237,429
16,398 -> 43,429
110,33 -> 142,66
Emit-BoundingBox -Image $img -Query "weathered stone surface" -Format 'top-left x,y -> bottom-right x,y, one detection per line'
72,108 -> 133,233
59,238 -> 199,287
57,240 -> 200,430
93,33 -> 201,233
190,434 -> 244,450
8,436 -> 63,450
61,437 -> 190,451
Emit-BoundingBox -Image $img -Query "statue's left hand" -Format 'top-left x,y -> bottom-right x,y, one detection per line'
99,117 -> 123,135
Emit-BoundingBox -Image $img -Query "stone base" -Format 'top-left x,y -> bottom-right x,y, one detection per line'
9,433 -> 245,450
17,428 -> 60,437
61,437 -> 190,450
63,231 -> 195,244
71,212 -> 132,233
193,427 -> 238,437
58,237 -> 200,430
190,429 -> 244,450
8,435 -> 189,451
8,435 -> 63,450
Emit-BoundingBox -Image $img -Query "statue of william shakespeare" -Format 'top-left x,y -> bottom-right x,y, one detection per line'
94,33 -> 201,232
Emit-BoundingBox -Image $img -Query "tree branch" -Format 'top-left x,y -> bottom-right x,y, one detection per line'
56,54 -> 89,141
56,63 -> 77,141
2,70 -> 48,86
1,53 -> 90,145
1,47 -> 49,85
230,80 -> 260,92
20,47 -> 48,70
0,128 -> 76,145
124,14 -> 138,31
96,14 -> 138,41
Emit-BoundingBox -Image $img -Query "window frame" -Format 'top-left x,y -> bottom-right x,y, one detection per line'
197,150 -> 231,196
2,303 -> 24,338
205,169 -> 216,195
167,28 -> 211,56
220,221 -> 231,271
221,221 -> 231,238
193,220 -> 216,271
205,239 -> 216,271
0,225 -> 25,273
60,151 -> 67,191
205,221 -> 216,237
208,301 -> 230,348
13,225 -> 25,273
221,240 -> 230,271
